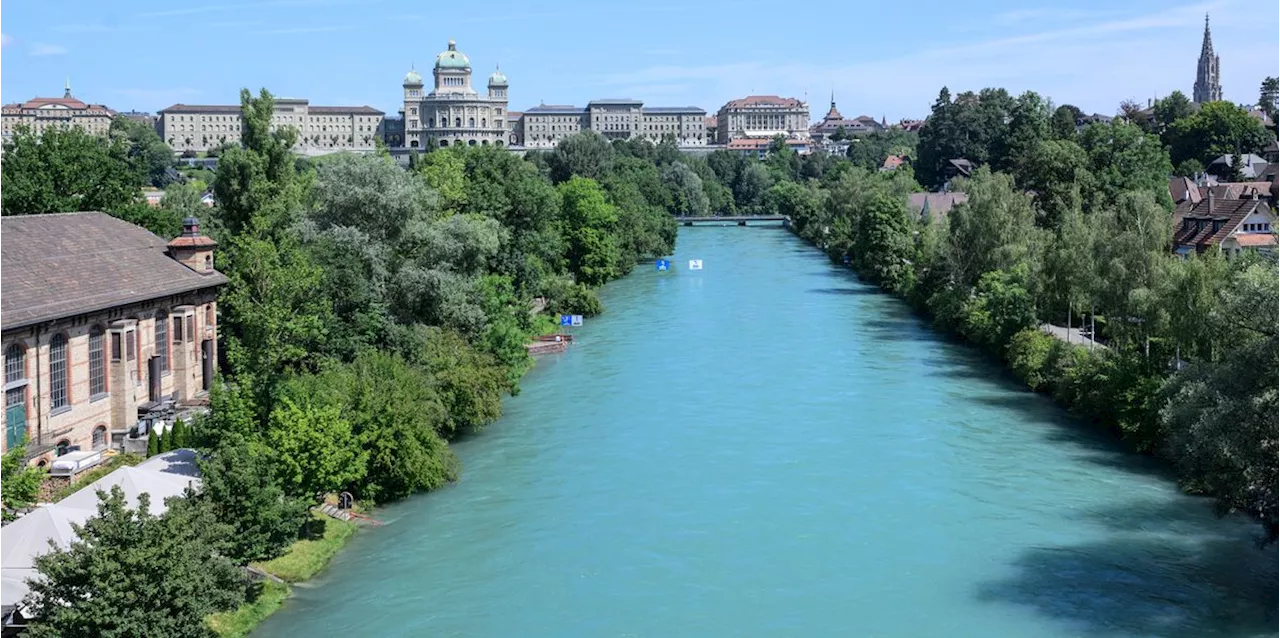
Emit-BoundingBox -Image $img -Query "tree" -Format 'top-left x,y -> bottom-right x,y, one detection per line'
266,395 -> 368,499
853,193 -> 916,293
558,177 -> 621,286
661,161 -> 710,217
1078,120 -> 1173,210
159,422 -> 174,453
146,427 -> 160,457
2,442 -> 43,516
1015,139 -> 1094,228
1166,100 -> 1274,168
109,116 -> 175,188
1259,77 -> 1279,122
547,131 -> 614,183
1151,91 -> 1195,138
196,435 -> 309,564
831,125 -> 849,141
994,91 -> 1050,173
24,487 -> 244,638
939,168 -> 1042,291
1,126 -> 143,216
213,88 -> 306,236
846,129 -> 919,171
417,149 -> 468,214
1050,104 -> 1083,140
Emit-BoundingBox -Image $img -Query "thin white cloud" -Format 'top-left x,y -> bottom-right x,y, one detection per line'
52,23 -> 142,33
591,0 -> 1271,120
1,33 -> 13,47
139,0 -> 367,18
30,43 -> 68,56
115,88 -> 203,101
248,25 -> 351,35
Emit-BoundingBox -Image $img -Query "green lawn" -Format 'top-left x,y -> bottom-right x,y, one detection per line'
207,580 -> 290,638
206,512 -> 358,636
254,512 -> 357,583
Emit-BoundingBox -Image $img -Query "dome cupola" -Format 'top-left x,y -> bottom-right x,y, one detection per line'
435,39 -> 471,69
488,65 -> 508,86
404,67 -> 423,85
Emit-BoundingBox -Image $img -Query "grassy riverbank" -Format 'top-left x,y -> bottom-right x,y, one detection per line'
207,512 -> 358,637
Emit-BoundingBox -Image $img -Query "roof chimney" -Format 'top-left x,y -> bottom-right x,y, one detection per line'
1208,187 -> 1215,212
167,216 -> 218,275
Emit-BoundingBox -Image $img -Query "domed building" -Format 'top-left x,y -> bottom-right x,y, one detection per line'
401,39 -> 510,149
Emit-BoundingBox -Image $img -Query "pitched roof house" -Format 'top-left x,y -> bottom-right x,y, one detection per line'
1172,193 -> 1276,256
907,192 -> 968,223
1,213 -> 225,462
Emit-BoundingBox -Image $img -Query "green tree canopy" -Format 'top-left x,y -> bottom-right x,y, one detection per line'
1,126 -> 143,217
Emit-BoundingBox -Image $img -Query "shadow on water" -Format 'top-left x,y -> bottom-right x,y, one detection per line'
806,287 -> 880,296
975,496 -> 1279,638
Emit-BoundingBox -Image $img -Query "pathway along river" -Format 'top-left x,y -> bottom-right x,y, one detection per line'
256,227 -> 1276,638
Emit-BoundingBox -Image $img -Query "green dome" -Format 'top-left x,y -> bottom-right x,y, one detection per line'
435,40 -> 470,69
489,67 -> 507,85
404,69 -> 423,85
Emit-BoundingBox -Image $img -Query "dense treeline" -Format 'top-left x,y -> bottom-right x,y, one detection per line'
772,88 -> 1278,543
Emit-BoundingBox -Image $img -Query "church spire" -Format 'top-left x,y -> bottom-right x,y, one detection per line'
64,77 -> 71,98
1193,13 -> 1221,104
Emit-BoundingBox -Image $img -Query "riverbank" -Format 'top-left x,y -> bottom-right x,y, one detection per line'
206,512 -> 357,637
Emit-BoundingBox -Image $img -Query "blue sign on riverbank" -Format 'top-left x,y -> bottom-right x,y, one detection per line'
560,315 -> 572,326
656,259 -> 670,271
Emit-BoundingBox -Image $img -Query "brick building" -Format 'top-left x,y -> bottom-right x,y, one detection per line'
1,213 -> 225,463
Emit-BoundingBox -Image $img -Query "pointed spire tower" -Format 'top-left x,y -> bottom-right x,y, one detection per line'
1192,13 -> 1222,104
64,77 -> 72,98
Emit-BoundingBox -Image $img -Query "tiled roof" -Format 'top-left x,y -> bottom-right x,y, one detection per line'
908,192 -> 968,222
1200,181 -> 1272,201
726,138 -> 807,150
1,212 -> 227,331
309,106 -> 384,115
642,106 -> 705,114
882,155 -> 905,170
159,104 -> 242,114
1172,198 -> 1271,251
1170,176 -> 1202,204
524,105 -> 584,115
1235,233 -> 1277,247
722,95 -> 804,109
705,116 -> 717,128
588,99 -> 643,105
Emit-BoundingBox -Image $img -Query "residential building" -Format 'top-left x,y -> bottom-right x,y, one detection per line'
1,213 -> 225,463
1,81 -> 115,142
716,95 -> 809,142
881,155 -> 907,171
908,192 -> 968,223
519,100 -> 706,149
158,99 -> 384,154
1172,192 -> 1275,256
896,119 -> 925,132
1192,14 -> 1222,104
401,40 -> 510,149
1205,153 -> 1268,180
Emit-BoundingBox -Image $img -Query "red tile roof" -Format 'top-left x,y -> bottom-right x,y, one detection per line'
723,95 -> 804,109
1235,233 -> 1277,247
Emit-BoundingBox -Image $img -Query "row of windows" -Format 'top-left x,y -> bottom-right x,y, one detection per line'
2,310 -> 208,416
1243,222 -> 1272,232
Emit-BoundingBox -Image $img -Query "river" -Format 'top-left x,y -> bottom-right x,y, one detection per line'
254,227 -> 1276,638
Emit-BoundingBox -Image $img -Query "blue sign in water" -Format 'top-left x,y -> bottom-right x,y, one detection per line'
656,259 -> 670,271
560,315 -> 572,326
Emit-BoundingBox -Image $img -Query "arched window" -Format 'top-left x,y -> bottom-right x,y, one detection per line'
439,139 -> 449,147
469,117 -> 475,127
155,312 -> 169,373
204,254 -> 212,272
49,334 -> 69,409
468,139 -> 476,146
92,425 -> 107,450
56,439 -> 70,456
481,118 -> 487,127
455,118 -> 461,127
89,327 -> 106,397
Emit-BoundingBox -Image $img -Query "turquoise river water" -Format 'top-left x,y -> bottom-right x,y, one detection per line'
255,227 -> 1276,638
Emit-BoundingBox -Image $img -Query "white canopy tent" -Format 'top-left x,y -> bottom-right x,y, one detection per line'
1,449 -> 202,623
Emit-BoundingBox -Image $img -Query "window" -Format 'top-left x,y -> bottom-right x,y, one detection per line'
50,334 -> 69,410
111,332 -> 122,361
56,439 -> 70,456
155,312 -> 169,373
206,305 -> 215,326
89,327 -> 106,397
92,425 -> 107,450
5,344 -> 24,384
126,330 -> 136,360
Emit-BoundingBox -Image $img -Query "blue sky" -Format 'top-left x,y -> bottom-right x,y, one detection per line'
1,0 -> 1277,121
